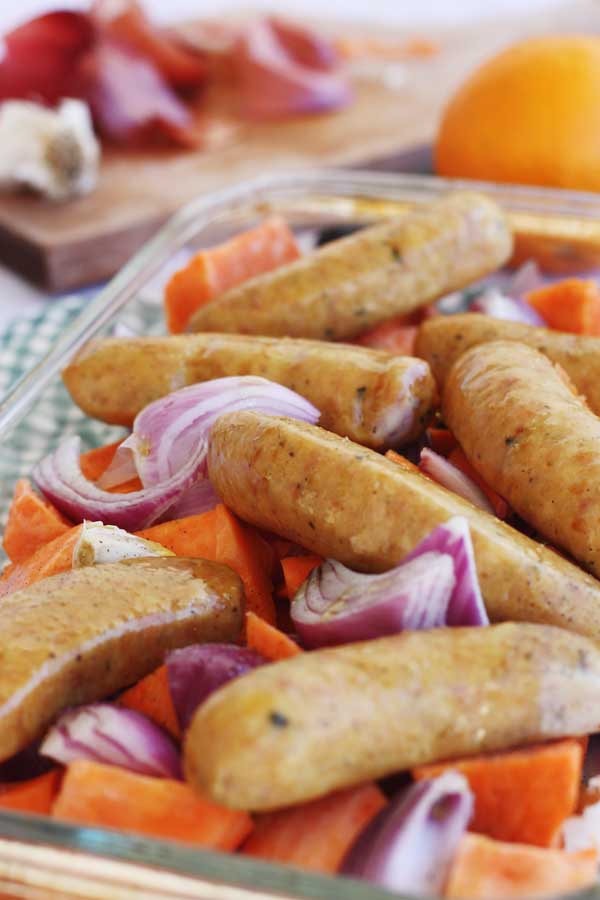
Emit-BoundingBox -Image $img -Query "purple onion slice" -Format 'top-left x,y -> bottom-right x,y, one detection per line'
291,552 -> 455,648
341,771 -> 473,896
34,376 -> 319,529
420,448 -> 494,515
404,516 -> 489,627
40,703 -> 181,779
167,643 -> 265,730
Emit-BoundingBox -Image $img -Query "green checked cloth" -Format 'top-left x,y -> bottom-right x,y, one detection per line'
0,291 -> 165,535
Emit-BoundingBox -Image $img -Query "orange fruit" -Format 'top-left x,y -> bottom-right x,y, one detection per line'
435,35 -> 600,191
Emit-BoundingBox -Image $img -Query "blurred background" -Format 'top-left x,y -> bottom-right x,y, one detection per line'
0,0 -> 572,30
0,0 -> 599,324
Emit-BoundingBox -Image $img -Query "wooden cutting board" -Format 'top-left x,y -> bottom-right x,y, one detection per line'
0,2 -> 598,292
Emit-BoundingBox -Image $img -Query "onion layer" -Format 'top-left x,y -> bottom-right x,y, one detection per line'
341,771 -> 473,896
167,643 -> 265,731
34,376 -> 319,529
128,376 -> 319,488
419,448 -> 494,515
404,516 -> 489,627
40,704 -> 181,779
291,552 -> 455,649
291,515 -> 488,647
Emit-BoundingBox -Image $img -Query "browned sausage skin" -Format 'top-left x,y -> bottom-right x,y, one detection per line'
207,411 -> 600,640
443,339 -> 600,577
416,313 -> 600,414
0,557 -> 243,761
62,334 -> 437,448
188,193 -> 512,340
185,623 -> 600,810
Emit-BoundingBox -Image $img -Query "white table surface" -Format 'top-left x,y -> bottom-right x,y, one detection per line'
0,0 -> 568,330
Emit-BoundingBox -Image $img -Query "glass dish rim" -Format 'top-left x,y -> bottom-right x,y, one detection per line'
1,168 -> 600,900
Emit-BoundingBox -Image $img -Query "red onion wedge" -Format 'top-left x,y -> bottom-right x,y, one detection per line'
234,19 -> 352,120
34,376 -> 319,529
125,376 -> 319,487
83,39 -> 197,147
167,644 -> 265,731
40,704 -> 181,779
419,448 -> 494,515
292,516 -> 488,647
32,434 -> 208,531
470,288 -> 545,326
91,0 -> 207,88
404,516 -> 489,627
341,771 -> 473,896
291,552 -> 455,649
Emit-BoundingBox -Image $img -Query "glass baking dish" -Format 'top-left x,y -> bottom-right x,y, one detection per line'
1,169 -> 600,900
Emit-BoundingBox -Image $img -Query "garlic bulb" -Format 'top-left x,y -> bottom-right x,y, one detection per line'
0,99 -> 100,201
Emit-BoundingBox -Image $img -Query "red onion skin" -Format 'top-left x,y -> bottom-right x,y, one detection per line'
341,773 -> 473,896
40,704 -> 181,779
292,554 -> 455,649
167,644 -> 265,731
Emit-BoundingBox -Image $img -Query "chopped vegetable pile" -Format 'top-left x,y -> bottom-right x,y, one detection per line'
2,197 -> 600,900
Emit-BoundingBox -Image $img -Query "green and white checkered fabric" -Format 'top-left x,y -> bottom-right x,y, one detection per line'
0,291 -> 165,533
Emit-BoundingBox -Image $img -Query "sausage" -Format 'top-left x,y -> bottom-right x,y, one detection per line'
62,334 -> 437,448
184,623 -> 600,810
188,193 -> 512,340
0,557 -> 243,761
207,411 -> 600,639
442,340 -> 600,577
416,313 -> 600,412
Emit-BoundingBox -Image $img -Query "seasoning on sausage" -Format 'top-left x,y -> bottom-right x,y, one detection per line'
416,313 -> 600,413
207,411 -> 600,640
443,339 -> 600,577
188,193 -> 513,340
62,334 -> 437,448
185,623 -> 600,810
0,557 -> 243,762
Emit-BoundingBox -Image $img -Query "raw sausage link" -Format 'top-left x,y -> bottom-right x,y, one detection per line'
188,193 -> 512,340
416,313 -> 600,412
207,411 -> 600,639
0,557 -> 243,761
62,334 -> 437,448
184,623 -> 600,810
443,339 -> 600,577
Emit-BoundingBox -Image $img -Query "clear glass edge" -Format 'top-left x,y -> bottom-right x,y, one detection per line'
1,167 -> 599,445
0,169 -> 599,900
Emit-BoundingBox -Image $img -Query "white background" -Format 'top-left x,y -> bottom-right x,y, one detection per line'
0,0 -> 568,327
0,1 -> 567,32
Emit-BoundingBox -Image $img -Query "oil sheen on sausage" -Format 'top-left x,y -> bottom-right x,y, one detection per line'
207,411 -> 600,639
184,623 -> 600,810
443,340 -> 600,577
416,313 -> 600,413
188,193 -> 512,340
0,557 -> 243,761
62,334 -> 437,448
